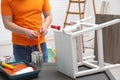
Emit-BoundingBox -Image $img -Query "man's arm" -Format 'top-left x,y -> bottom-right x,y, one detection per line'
2,16 -> 38,40
40,10 -> 52,36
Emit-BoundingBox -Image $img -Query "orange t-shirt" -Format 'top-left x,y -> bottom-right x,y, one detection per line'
1,0 -> 51,46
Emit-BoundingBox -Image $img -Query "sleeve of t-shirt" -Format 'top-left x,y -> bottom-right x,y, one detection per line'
42,0 -> 51,12
1,0 -> 13,16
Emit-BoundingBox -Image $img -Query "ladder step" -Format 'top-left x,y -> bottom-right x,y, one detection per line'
70,0 -> 86,3
64,22 -> 72,25
67,11 -> 84,15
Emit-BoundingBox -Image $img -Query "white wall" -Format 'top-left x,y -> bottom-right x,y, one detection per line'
109,0 -> 120,15
0,0 -> 12,42
0,0 -> 13,56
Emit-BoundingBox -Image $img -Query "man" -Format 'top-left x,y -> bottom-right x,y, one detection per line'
1,0 -> 52,62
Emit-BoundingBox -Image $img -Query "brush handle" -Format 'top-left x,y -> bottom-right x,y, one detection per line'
38,35 -> 42,53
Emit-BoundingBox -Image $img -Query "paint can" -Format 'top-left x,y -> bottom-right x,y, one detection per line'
31,51 -> 43,69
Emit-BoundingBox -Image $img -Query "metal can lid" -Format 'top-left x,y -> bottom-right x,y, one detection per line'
31,51 -> 42,56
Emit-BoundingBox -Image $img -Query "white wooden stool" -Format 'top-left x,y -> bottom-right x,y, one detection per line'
54,19 -> 120,79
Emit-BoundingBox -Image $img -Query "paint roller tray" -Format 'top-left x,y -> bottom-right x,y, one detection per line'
0,61 -> 41,80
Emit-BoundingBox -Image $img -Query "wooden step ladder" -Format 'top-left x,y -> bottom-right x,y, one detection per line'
63,0 -> 96,53
64,0 -> 86,27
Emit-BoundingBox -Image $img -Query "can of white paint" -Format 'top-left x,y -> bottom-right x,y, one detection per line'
31,51 -> 43,69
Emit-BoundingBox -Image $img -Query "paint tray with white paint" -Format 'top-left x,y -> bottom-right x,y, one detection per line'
0,61 -> 41,80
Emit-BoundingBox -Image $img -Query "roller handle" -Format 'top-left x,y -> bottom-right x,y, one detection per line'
51,25 -> 61,30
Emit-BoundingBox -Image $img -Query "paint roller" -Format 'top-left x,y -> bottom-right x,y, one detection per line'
0,61 -> 16,71
0,61 -> 34,75
63,24 -> 80,33
63,17 -> 92,33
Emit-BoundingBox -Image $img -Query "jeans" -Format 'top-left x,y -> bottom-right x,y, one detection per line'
13,42 -> 48,63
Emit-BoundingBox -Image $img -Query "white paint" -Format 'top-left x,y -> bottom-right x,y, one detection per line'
14,67 -> 34,75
